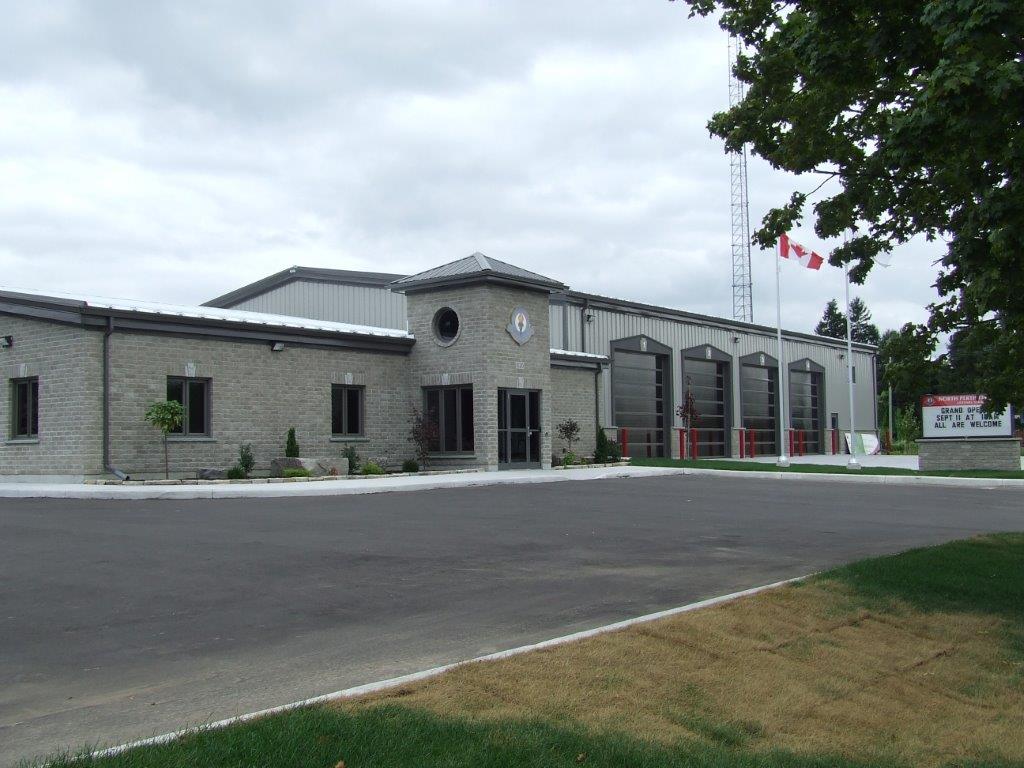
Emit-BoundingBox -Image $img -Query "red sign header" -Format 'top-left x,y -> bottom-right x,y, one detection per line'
920,394 -> 985,407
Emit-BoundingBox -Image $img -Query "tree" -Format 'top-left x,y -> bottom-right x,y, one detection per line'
285,427 -> 300,458
877,323 -> 942,412
555,418 -> 582,456
814,299 -> 846,339
673,0 -> 1024,408
408,409 -> 439,469
144,400 -> 184,479
848,298 -> 881,346
814,297 -> 880,345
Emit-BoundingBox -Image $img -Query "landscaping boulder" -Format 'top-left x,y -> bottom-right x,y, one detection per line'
197,467 -> 227,480
270,457 -> 348,477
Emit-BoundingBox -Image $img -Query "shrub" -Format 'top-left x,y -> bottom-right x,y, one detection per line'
594,427 -> 622,463
341,444 -> 361,474
282,467 -> 310,478
238,443 -> 255,477
408,408 -> 438,468
556,418 -> 581,455
402,458 -> 420,473
362,460 -> 384,475
225,464 -> 247,480
563,450 -> 578,467
285,427 -> 300,458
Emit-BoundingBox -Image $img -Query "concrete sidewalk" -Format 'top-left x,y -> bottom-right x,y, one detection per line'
1,463 -> 1022,499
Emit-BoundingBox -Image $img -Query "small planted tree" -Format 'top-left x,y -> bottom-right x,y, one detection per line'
555,418 -> 581,460
408,408 -> 439,469
676,377 -> 700,458
238,443 -> 255,478
285,427 -> 300,458
144,400 -> 184,479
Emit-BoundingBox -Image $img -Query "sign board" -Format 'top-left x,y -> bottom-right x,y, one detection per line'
921,394 -> 1012,438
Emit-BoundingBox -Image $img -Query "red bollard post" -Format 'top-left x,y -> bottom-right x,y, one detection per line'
799,430 -> 806,456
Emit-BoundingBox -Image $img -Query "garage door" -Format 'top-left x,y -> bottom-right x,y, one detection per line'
613,351 -> 667,458
741,363 -> 777,456
684,358 -> 729,457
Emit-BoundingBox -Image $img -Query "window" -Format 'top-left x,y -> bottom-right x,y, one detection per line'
432,307 -> 461,345
424,385 -> 474,453
11,377 -> 39,438
331,385 -> 364,436
167,377 -> 210,436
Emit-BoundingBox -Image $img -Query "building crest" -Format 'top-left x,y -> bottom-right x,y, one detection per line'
506,306 -> 534,345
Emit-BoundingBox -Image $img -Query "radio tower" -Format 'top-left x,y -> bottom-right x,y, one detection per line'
728,35 -> 754,323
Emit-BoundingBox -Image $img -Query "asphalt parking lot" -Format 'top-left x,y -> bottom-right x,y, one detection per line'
2,473 -> 1022,765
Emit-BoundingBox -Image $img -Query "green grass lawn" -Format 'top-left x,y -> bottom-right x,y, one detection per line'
35,535 -> 1024,768
630,457 -> 1024,479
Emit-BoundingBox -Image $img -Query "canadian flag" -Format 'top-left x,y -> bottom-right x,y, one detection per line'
779,233 -> 824,270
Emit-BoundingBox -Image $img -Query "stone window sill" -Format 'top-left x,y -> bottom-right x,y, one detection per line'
330,436 -> 369,443
429,453 -> 477,460
5,438 -> 40,446
166,436 -> 217,443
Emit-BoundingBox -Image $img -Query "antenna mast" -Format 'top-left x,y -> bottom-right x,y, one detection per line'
728,35 -> 754,323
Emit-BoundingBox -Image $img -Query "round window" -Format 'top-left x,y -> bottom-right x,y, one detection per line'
433,307 -> 461,344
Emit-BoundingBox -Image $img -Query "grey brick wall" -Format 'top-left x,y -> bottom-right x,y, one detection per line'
107,331 -> 412,478
406,284 -> 552,469
550,366 -> 597,459
917,438 -> 1021,472
0,317 -> 104,477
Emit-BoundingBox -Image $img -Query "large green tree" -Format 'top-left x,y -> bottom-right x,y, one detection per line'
674,0 -> 1024,407
814,297 -> 881,345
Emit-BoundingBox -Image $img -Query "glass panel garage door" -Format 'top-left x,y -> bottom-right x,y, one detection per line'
613,351 -> 666,458
684,359 -> 728,457
741,364 -> 777,456
789,370 -> 822,454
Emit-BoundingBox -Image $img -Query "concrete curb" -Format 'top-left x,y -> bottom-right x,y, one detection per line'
668,466 -> 1024,489
0,466 -> 671,500
87,575 -> 804,760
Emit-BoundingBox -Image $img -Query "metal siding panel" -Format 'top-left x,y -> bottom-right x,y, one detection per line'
229,280 -> 407,330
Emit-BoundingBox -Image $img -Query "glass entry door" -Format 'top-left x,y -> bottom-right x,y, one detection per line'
498,389 -> 541,468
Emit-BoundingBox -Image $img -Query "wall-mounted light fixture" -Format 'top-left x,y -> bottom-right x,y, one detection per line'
731,336 -> 740,344
585,313 -> 595,323
1,335 -> 12,349
270,342 -> 285,352
838,352 -> 845,360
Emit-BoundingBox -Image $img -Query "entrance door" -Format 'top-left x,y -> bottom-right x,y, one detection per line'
498,389 -> 541,468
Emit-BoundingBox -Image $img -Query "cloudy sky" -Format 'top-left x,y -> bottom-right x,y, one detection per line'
0,1 -> 942,334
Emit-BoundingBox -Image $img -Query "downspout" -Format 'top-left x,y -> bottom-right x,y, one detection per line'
103,316 -> 128,480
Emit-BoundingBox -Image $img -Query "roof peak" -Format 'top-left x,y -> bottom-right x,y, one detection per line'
391,252 -> 566,294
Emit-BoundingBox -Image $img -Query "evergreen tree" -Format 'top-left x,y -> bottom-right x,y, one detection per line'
814,299 -> 846,339
848,298 -> 881,346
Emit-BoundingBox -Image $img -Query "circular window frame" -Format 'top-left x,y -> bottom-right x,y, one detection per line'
432,306 -> 462,347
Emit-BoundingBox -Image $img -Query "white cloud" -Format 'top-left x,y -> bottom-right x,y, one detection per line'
0,0 -> 939,334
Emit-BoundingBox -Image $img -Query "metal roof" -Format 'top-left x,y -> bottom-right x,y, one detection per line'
0,287 -> 413,340
204,266 -> 406,308
390,252 -> 566,293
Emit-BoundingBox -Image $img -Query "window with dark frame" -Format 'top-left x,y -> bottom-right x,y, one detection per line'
423,385 -> 474,453
331,385 -> 364,436
166,377 -> 210,436
11,377 -> 39,439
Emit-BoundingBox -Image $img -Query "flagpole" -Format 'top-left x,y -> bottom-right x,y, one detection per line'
775,238 -> 790,467
844,232 -> 861,470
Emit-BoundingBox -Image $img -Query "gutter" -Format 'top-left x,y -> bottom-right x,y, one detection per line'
102,316 -> 128,480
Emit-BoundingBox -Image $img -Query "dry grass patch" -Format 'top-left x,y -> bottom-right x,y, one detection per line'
343,575 -> 1024,767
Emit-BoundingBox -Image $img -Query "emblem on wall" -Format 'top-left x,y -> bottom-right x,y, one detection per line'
506,306 -> 534,345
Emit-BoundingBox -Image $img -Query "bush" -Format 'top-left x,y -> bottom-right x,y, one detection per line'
401,458 -> 420,473
408,409 -> 438,469
282,467 -> 310,478
238,444 -> 255,477
594,427 -> 622,463
562,450 -> 578,467
285,427 -> 300,458
362,460 -> 384,475
341,444 -> 361,474
226,465 -> 247,480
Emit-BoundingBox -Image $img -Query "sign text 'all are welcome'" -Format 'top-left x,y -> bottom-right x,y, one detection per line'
921,394 -> 1013,439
